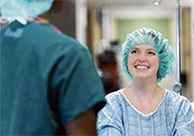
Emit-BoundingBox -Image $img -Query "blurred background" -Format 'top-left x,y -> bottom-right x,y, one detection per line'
51,0 -> 193,101
2,0 -> 193,101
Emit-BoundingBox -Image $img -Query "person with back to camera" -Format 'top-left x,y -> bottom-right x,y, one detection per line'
1,0 -> 106,135
97,27 -> 194,135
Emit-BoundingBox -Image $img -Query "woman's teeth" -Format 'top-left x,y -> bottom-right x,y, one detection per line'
136,66 -> 148,69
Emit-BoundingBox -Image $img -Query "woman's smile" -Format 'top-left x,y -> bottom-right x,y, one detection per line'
135,64 -> 150,70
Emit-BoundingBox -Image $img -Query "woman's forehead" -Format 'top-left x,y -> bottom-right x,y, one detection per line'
132,44 -> 156,50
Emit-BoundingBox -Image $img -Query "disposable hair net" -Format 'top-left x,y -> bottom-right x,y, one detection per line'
0,0 -> 54,18
121,27 -> 175,83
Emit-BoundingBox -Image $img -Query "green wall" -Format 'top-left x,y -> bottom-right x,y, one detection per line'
116,19 -> 172,44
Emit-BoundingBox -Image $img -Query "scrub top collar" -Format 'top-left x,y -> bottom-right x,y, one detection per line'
0,16 -> 62,34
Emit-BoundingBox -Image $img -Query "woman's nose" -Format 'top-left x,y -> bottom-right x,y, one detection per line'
138,54 -> 147,62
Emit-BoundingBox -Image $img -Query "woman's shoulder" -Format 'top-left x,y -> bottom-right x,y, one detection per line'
103,89 -> 126,110
98,90 -> 125,122
105,89 -> 124,102
165,89 -> 188,100
164,89 -> 191,108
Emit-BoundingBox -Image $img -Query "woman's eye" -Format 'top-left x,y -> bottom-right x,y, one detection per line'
131,50 -> 137,54
148,51 -> 155,55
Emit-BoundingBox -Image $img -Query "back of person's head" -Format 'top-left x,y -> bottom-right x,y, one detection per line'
0,0 -> 65,25
0,0 -> 54,18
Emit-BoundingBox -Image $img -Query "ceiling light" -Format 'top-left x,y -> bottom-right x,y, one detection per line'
154,0 -> 162,6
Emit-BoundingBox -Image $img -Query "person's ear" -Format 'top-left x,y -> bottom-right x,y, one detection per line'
50,0 -> 64,13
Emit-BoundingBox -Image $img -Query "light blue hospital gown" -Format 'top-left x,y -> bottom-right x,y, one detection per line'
97,89 -> 194,136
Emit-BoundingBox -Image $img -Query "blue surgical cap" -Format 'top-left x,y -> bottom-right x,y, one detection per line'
0,0 -> 54,18
121,27 -> 175,83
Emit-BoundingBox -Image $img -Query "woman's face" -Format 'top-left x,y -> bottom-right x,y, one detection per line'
127,44 -> 159,81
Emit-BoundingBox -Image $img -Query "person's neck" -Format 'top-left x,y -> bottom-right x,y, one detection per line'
123,77 -> 165,115
39,12 -> 51,22
129,77 -> 159,99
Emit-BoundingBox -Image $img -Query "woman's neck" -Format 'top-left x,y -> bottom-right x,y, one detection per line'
123,79 -> 165,115
125,77 -> 164,101
132,79 -> 157,95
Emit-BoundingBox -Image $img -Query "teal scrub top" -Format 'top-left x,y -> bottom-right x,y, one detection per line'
0,21 -> 106,135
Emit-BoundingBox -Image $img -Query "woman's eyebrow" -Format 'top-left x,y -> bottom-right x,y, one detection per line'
131,47 -> 139,50
147,49 -> 156,52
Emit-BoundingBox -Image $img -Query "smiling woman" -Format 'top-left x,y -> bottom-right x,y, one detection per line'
122,27 -> 175,83
97,27 -> 194,136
